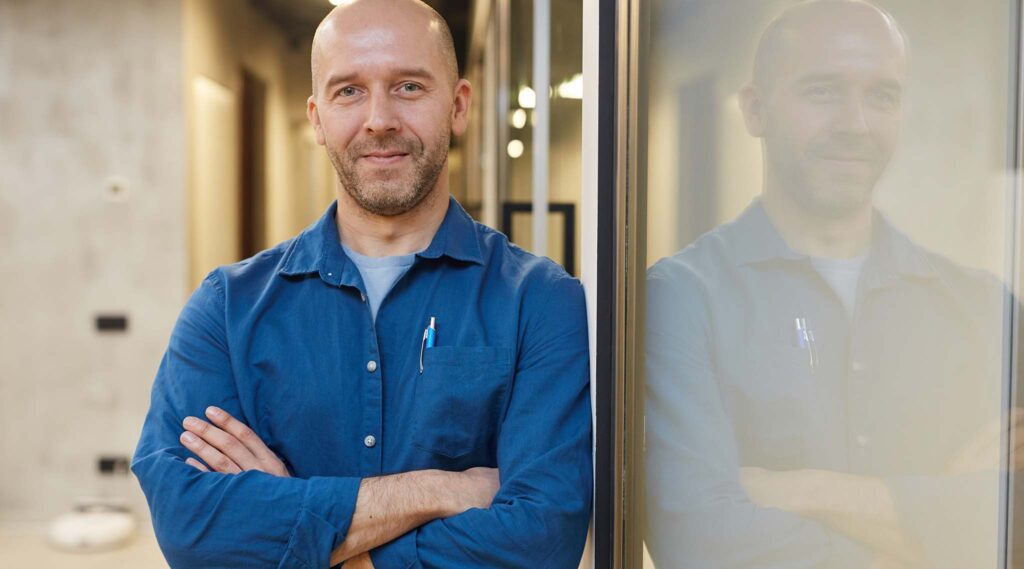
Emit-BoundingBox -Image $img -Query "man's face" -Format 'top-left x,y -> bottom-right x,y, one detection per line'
309,18 -> 468,217
748,20 -> 906,218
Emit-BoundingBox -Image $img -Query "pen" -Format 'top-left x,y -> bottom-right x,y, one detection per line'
426,317 -> 436,349
419,317 -> 437,373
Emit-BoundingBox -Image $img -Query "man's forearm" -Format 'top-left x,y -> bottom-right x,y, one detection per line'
329,469 -> 467,565
742,468 -> 921,565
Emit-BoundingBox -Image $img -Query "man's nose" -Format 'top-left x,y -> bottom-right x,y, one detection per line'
364,92 -> 401,134
833,97 -> 871,135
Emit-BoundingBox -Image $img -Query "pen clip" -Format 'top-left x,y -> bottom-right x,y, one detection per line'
419,328 -> 428,374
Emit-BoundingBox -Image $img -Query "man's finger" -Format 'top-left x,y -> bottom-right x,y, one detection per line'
205,406 -> 289,476
183,416 -> 262,471
180,430 -> 242,474
185,457 -> 210,472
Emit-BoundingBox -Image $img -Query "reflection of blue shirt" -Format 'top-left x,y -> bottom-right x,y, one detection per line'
645,200 -> 1003,569
132,197 -> 592,568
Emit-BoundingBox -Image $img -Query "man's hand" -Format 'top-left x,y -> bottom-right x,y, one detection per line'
439,467 -> 501,516
948,408 -> 1024,474
180,406 -> 290,477
343,552 -> 374,568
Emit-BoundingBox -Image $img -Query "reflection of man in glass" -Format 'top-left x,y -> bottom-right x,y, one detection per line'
645,1 -> 1008,567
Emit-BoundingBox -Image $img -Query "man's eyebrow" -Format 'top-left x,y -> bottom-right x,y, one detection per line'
392,67 -> 438,81
323,73 -> 358,93
322,68 -> 438,92
795,73 -> 845,85
795,73 -> 903,91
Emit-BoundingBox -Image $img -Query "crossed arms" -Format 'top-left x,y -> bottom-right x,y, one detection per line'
131,272 -> 593,568
179,405 -> 500,567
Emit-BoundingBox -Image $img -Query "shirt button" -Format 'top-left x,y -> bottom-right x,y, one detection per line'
366,360 -> 378,373
851,361 -> 866,372
855,434 -> 869,447
364,435 -> 377,448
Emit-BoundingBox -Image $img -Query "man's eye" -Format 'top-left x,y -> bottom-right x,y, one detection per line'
806,85 -> 836,100
400,83 -> 422,93
338,86 -> 358,97
870,90 -> 900,108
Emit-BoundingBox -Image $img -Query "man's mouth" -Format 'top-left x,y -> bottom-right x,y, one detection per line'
819,153 -> 871,162
361,151 -> 410,165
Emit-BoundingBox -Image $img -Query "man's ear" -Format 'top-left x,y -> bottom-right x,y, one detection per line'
450,79 -> 473,137
739,84 -> 767,138
306,95 -> 326,146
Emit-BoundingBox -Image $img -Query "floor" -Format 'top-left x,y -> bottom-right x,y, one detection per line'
0,521 -> 167,569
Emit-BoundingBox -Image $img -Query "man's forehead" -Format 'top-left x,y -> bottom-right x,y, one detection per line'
314,19 -> 446,77
779,37 -> 905,81
767,24 -> 906,83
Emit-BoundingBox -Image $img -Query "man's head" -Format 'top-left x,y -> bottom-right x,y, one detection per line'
739,0 -> 907,219
307,0 -> 471,217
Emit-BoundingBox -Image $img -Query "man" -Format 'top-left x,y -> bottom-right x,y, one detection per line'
645,1 -> 1009,567
132,1 -> 592,567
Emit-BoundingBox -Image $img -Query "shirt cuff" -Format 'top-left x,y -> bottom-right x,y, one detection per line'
281,475 -> 363,568
370,528 -> 419,569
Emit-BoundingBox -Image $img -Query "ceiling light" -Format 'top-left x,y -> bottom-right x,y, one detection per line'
507,139 -> 525,159
510,109 -> 528,129
518,87 -> 536,109
555,73 -> 584,100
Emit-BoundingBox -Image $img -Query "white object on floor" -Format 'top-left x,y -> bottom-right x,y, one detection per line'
48,504 -> 138,552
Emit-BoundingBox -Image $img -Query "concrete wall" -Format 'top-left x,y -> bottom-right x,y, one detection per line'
0,0 -> 186,521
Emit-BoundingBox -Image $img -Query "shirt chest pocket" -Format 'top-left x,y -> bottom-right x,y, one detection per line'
412,346 -> 514,459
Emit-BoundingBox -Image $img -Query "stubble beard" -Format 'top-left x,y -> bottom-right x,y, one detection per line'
328,129 -> 450,217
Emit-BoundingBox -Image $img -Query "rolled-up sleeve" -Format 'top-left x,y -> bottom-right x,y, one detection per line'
132,272 -> 362,569
369,274 -> 593,568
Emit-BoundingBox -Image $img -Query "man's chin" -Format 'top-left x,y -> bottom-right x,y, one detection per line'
347,186 -> 429,217
804,191 -> 874,219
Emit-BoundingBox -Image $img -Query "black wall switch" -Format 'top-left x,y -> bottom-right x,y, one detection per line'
97,456 -> 131,476
95,315 -> 129,333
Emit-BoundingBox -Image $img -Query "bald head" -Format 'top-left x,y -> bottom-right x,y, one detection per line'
753,0 -> 907,91
311,0 -> 458,96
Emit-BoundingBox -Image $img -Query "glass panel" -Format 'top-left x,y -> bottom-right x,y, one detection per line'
504,0 -> 583,275
637,1 -> 1018,567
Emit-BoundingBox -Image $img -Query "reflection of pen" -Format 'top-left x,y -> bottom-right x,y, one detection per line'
794,317 -> 819,372
419,317 -> 437,373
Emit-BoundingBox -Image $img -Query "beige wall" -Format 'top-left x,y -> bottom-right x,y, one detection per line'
0,0 -> 186,521
184,0 -> 332,288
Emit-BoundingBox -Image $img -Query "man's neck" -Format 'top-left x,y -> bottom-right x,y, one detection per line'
762,187 -> 873,259
336,187 -> 449,258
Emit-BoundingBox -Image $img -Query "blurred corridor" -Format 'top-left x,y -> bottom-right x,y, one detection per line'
0,0 -> 581,565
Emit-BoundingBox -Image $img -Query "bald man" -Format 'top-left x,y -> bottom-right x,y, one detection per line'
132,2 -> 592,568
645,1 -> 1005,568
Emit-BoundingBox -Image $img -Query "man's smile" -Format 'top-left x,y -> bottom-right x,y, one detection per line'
360,150 -> 410,165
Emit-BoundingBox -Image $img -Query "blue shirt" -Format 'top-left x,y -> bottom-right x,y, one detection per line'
132,197 -> 593,569
341,245 -> 417,322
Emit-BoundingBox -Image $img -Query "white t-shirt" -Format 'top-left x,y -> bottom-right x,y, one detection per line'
810,254 -> 867,316
342,245 -> 418,322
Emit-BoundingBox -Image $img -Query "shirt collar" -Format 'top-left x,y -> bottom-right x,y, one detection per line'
731,198 -> 936,280
279,196 -> 484,285
415,196 -> 485,265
